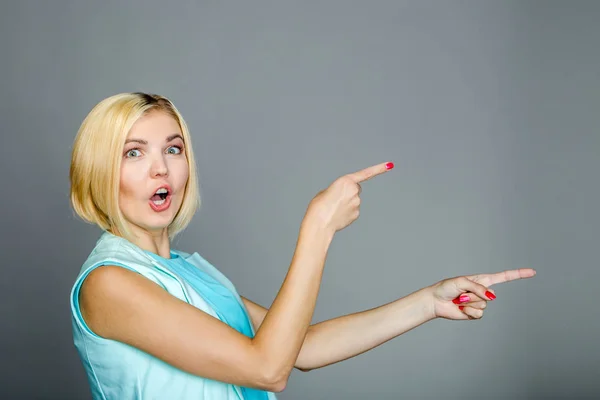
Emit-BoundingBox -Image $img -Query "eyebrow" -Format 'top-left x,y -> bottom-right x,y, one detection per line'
125,134 -> 184,145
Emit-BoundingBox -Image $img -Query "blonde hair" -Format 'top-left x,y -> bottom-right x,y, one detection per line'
69,92 -> 200,243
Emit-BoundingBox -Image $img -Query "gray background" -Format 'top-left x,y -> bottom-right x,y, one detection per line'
1,0 -> 598,399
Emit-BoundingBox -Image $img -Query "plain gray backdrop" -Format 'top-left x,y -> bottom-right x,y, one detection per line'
1,1 -> 598,399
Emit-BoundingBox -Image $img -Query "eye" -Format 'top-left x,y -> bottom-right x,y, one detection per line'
125,149 -> 142,158
166,145 -> 183,155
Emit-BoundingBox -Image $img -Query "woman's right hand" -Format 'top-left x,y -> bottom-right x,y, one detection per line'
306,161 -> 394,234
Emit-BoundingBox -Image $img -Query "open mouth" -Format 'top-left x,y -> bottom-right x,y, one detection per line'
150,188 -> 170,206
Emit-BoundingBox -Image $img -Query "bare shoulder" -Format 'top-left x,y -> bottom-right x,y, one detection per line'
79,265 -> 163,338
82,264 -> 141,293
81,264 -> 153,300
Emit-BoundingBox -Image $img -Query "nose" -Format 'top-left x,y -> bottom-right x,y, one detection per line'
150,154 -> 169,177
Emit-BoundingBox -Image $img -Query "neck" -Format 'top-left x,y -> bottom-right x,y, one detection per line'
110,225 -> 172,259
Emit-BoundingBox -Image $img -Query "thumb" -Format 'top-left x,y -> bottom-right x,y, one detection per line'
455,277 -> 497,301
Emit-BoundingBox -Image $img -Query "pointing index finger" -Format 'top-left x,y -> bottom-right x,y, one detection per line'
347,162 -> 394,183
470,268 -> 537,287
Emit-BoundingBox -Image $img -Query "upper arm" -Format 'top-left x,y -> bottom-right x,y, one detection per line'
79,265 -> 283,392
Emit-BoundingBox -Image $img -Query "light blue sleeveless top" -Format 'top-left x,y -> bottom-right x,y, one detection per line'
70,231 -> 278,400
143,250 -> 268,400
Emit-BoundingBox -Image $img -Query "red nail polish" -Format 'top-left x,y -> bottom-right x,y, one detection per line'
459,306 -> 465,311
452,295 -> 470,304
385,162 -> 394,170
485,291 -> 496,300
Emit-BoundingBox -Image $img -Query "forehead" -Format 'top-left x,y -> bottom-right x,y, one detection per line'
127,111 -> 181,139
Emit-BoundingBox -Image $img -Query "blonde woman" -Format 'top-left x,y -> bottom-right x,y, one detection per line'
69,92 -> 536,399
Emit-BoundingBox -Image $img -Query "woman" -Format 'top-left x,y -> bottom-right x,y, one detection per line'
69,92 -> 536,399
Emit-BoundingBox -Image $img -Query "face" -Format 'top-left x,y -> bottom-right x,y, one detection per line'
118,110 -> 189,237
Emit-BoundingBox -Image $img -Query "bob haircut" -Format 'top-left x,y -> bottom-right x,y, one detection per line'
69,92 -> 200,243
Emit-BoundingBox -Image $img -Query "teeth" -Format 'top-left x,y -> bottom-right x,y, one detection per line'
156,188 -> 168,195
153,199 -> 166,206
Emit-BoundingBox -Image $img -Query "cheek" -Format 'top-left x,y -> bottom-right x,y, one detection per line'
174,160 -> 189,188
120,165 -> 145,198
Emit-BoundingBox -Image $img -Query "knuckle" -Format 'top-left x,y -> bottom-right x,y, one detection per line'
342,176 -> 354,186
339,178 -> 357,193
458,277 -> 470,286
333,177 -> 346,187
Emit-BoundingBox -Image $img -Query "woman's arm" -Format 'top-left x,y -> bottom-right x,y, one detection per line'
243,268 -> 536,372
242,287 -> 434,372
243,162 -> 391,382
247,217 -> 333,385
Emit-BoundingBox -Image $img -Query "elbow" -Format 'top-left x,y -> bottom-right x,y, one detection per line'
268,377 -> 288,393
250,343 -> 295,392
262,363 -> 315,391
258,364 -> 291,393
256,364 -> 311,391
262,369 -> 290,393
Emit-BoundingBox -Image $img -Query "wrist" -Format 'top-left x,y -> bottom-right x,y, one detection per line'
416,286 -> 437,321
301,208 -> 335,244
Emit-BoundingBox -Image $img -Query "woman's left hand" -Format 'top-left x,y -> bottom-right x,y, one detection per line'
427,268 -> 537,320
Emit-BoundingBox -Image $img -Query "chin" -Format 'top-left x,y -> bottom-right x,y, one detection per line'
148,214 -> 175,229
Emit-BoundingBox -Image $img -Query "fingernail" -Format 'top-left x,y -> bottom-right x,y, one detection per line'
385,162 -> 394,170
459,306 -> 465,311
485,291 -> 496,300
452,295 -> 470,304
